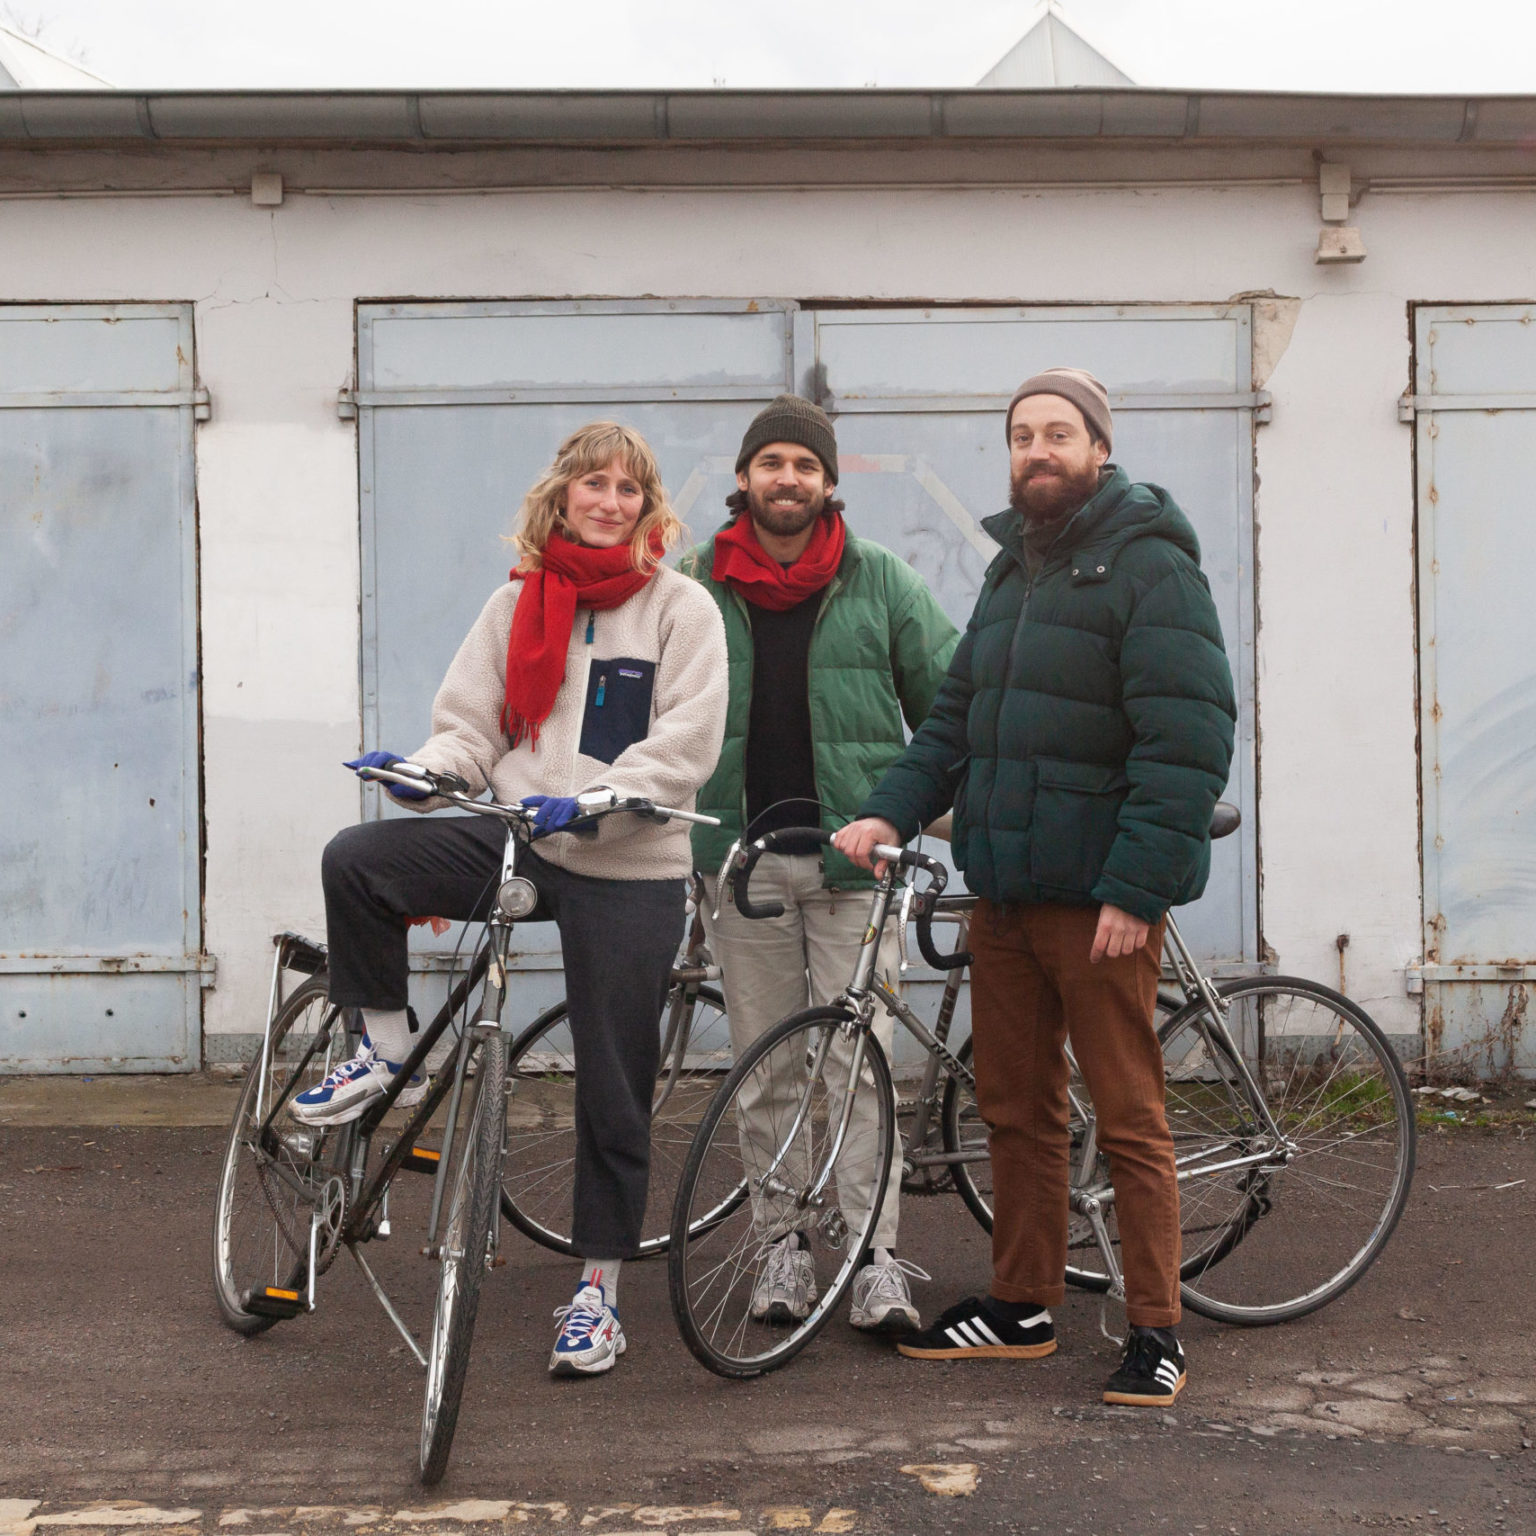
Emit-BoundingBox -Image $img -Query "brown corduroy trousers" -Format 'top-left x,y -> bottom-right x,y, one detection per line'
969,899 -> 1181,1328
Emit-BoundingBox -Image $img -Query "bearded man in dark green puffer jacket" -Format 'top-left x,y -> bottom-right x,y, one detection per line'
837,368 -> 1236,1410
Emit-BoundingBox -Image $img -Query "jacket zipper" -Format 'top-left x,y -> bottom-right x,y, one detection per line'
570,609 -> 596,788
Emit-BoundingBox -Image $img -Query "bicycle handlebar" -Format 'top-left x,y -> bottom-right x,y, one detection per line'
725,826 -> 972,971
354,762 -> 721,835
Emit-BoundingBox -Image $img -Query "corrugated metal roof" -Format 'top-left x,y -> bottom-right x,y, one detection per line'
0,87 -> 1531,146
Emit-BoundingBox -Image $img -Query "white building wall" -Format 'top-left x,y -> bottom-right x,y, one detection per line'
8,175 -> 1530,1050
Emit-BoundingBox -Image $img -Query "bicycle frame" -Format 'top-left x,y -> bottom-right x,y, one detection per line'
729,857 -> 1299,1338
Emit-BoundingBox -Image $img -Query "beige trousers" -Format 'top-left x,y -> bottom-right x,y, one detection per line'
700,852 -> 902,1250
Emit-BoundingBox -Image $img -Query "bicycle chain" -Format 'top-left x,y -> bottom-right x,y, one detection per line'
251,1132 -> 349,1280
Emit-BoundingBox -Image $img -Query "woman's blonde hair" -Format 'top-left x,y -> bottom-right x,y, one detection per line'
510,421 -> 682,575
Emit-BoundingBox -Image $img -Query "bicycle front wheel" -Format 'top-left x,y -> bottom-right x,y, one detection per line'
668,1007 -> 893,1379
211,975 -> 353,1334
420,1028 -> 507,1485
1166,976 -> 1416,1325
501,983 -> 734,1257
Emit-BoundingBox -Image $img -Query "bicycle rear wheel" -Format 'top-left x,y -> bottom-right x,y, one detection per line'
211,975 -> 353,1333
668,1007 -> 893,1379
1166,976 -> 1415,1325
420,1027 -> 507,1485
940,1037 -> 993,1232
501,983 -> 735,1257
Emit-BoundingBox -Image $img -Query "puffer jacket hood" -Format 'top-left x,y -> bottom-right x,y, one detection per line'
984,465 -> 1203,578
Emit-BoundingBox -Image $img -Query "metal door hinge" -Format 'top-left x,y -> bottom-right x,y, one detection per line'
337,388 -> 358,421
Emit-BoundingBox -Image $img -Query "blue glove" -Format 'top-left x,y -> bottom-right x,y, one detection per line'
520,794 -> 580,833
344,751 -> 429,802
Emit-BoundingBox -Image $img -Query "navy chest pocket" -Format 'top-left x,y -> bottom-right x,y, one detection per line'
579,657 -> 656,764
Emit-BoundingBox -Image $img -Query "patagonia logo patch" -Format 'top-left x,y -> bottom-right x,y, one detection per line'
617,668 -> 645,679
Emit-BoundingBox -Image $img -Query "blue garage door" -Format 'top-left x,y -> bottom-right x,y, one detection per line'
354,300 -> 1259,1032
0,304 -> 205,1072
1413,304 -> 1536,1077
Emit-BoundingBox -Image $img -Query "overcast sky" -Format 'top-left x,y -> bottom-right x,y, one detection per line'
8,0 -> 1536,93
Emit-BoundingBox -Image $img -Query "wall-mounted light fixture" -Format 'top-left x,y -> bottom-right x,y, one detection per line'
1315,163 -> 1366,264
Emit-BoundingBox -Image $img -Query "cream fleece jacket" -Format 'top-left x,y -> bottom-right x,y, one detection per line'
406,564 -> 728,881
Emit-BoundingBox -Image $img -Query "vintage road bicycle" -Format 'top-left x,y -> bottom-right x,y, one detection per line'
665,805 -> 1417,1379
210,765 -> 720,1484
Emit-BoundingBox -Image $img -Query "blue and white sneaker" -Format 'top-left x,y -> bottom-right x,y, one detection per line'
548,1283 -> 626,1377
289,1034 -> 426,1125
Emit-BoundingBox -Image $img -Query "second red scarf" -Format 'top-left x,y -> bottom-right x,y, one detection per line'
711,511 -> 847,612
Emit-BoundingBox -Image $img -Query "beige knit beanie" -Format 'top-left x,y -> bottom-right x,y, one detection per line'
1006,367 -> 1113,451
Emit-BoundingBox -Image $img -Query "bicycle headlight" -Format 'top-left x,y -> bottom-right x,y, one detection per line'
496,875 -> 539,919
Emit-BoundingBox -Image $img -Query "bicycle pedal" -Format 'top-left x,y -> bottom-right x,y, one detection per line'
401,1144 -> 442,1176
242,1285 -> 309,1320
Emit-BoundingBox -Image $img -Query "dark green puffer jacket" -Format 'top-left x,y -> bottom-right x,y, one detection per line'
860,467 -> 1237,922
680,528 -> 959,888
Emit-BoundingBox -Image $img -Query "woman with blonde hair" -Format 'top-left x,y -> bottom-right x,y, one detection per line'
295,421 -> 728,1377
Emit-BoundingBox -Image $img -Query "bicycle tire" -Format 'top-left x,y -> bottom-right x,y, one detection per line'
420,1027 -> 507,1485
211,974 -> 352,1334
668,1006 -> 894,1379
501,983 -> 736,1258
1167,976 -> 1416,1325
940,1036 -> 993,1233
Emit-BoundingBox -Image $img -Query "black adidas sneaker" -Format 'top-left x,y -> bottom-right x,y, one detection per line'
1103,1326 -> 1186,1405
897,1296 -> 1056,1360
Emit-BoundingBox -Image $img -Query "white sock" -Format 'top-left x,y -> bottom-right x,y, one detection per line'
581,1259 -> 621,1306
360,1007 -> 412,1063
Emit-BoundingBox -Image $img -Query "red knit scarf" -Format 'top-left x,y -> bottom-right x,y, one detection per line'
710,511 -> 847,612
501,533 -> 662,748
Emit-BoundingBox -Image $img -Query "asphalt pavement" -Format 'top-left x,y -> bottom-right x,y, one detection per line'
1,1074 -> 1533,1535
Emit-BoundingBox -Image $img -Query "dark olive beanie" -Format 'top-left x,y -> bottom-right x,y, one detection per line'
735,394 -> 839,484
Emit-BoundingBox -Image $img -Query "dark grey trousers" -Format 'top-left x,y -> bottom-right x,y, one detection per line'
321,814 -> 685,1258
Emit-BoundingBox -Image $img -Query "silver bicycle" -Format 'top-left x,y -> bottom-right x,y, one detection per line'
666,805 -> 1416,1378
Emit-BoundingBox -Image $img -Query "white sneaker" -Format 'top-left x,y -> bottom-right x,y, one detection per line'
289,1034 -> 425,1125
849,1256 -> 929,1333
751,1238 -> 817,1324
549,1284 -> 626,1377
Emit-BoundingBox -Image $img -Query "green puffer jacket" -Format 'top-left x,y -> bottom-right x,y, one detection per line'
859,467 -> 1237,922
679,527 -> 960,887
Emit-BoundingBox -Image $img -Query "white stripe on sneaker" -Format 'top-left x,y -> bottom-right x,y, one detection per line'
944,1326 -> 971,1349
970,1317 -> 1004,1346
1155,1360 -> 1181,1385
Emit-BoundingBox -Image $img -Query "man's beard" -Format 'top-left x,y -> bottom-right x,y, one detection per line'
1009,459 -> 1101,524
748,484 -> 826,539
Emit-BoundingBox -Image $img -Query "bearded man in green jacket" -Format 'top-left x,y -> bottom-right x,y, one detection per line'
680,394 -> 959,1335
836,369 -> 1237,1407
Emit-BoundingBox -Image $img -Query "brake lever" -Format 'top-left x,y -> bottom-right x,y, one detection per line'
712,838 -> 744,921
897,880 -> 916,974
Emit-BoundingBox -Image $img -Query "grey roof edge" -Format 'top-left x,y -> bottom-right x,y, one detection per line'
1,86 -> 1534,147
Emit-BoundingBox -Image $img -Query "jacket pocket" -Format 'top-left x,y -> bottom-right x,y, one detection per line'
1028,757 -> 1128,897
578,656 -> 656,765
